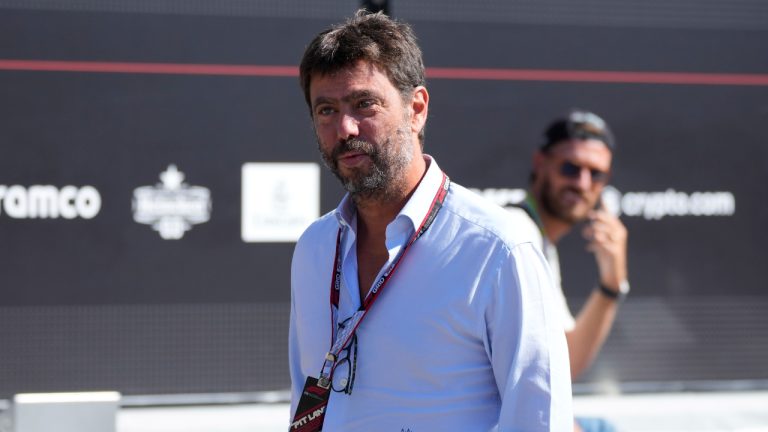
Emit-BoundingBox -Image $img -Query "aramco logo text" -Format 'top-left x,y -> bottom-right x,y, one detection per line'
0,185 -> 101,219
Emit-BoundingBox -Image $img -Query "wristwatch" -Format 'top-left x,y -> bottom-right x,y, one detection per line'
597,280 -> 630,301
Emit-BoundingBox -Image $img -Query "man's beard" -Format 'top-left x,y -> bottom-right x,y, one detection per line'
319,123 -> 414,203
539,176 -> 593,225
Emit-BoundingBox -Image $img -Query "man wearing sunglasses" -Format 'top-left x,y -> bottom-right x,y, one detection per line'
514,110 -> 629,432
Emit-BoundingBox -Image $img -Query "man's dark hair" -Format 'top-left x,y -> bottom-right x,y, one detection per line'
299,10 -> 426,143
529,110 -> 615,184
540,110 -> 615,153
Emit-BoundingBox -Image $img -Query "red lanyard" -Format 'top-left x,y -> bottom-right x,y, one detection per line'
317,173 -> 450,389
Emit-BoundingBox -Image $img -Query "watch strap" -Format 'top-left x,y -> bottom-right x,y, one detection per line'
597,282 -> 627,301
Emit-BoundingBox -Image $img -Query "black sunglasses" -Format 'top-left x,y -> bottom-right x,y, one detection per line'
559,161 -> 610,184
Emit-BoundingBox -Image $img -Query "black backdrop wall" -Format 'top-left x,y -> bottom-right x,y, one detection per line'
1,1 -> 767,398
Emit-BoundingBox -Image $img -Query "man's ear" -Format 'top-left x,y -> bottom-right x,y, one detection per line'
410,86 -> 429,135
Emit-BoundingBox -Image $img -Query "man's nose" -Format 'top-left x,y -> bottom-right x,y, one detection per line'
336,113 -> 359,141
574,167 -> 593,190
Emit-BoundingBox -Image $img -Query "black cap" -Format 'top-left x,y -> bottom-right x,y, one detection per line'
541,110 -> 615,152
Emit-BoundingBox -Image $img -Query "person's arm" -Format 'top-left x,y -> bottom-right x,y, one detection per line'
566,290 -> 621,378
567,209 -> 628,379
491,242 -> 573,431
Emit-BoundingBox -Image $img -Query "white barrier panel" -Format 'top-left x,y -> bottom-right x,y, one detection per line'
13,392 -> 120,432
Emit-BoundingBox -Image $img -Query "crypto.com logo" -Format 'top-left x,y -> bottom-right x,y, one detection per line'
471,186 -> 735,220
599,186 -> 735,220
132,165 -> 211,239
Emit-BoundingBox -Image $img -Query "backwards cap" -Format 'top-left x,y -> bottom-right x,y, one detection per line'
541,110 -> 615,152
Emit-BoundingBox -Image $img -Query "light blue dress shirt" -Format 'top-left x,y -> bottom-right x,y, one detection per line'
289,156 -> 572,431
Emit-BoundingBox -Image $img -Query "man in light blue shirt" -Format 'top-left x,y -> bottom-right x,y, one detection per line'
289,10 -> 572,431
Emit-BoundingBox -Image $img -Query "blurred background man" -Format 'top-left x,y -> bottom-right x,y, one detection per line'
511,110 -> 629,432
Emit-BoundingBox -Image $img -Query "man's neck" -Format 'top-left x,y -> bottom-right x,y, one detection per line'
353,155 -> 427,299
354,155 -> 428,234
355,198 -> 405,235
528,192 -> 572,244
539,209 -> 571,244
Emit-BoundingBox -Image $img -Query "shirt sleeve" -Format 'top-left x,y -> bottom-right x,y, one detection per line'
486,241 -> 573,431
288,285 -> 304,419
289,234 -> 316,421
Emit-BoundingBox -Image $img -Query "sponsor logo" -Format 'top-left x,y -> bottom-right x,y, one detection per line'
599,185 -> 623,216
607,186 -> 735,220
471,186 -> 736,220
371,273 -> 387,294
0,185 -> 101,219
470,187 -> 527,209
132,164 -> 211,239
241,163 -> 320,242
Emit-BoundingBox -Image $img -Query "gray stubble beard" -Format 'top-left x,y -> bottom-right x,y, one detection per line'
319,122 -> 414,205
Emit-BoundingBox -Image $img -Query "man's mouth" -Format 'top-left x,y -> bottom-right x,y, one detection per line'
337,151 -> 370,169
561,189 -> 586,206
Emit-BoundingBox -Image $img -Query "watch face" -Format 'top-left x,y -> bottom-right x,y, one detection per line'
618,280 -> 631,294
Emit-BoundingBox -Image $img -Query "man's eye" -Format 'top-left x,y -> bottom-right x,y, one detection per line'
316,106 -> 335,116
358,99 -> 376,109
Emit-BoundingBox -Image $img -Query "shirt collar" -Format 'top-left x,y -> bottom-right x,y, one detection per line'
333,155 -> 443,233
335,193 -> 355,230
397,154 -> 443,232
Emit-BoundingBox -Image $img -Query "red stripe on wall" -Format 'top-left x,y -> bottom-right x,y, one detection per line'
0,59 -> 298,77
426,67 -> 768,86
1,59 -> 768,86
